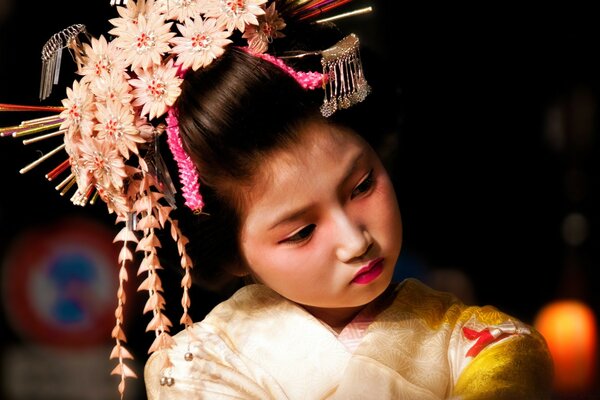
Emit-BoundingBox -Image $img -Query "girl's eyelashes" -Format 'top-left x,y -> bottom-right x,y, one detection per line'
280,224 -> 316,244
351,169 -> 375,199
277,169 -> 374,245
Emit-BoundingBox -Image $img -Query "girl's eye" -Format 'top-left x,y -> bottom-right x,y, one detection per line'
280,224 -> 316,244
351,169 -> 375,199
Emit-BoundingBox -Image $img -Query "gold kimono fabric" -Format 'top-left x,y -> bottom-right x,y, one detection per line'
145,279 -> 553,399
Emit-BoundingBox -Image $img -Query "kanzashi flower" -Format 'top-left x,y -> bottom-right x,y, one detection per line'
79,136 -> 128,190
90,70 -> 133,105
171,16 -> 232,70
156,0 -> 205,22
243,1 -> 285,54
129,59 -> 183,119
109,0 -> 159,37
94,100 -> 145,159
111,11 -> 176,70
60,80 -> 96,139
203,0 -> 267,32
78,35 -> 128,81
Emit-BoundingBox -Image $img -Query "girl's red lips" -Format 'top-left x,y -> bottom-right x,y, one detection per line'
352,257 -> 384,284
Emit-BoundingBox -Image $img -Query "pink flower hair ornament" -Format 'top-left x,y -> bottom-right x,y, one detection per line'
166,106 -> 204,214
0,1 -> 373,398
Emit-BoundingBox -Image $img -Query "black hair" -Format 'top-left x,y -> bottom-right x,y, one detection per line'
170,25 -> 393,291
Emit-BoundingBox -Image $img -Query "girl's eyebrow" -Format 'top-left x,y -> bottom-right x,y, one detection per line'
268,207 -> 312,231
267,151 -> 365,231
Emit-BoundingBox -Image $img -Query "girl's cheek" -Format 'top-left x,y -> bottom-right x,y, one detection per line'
277,235 -> 330,272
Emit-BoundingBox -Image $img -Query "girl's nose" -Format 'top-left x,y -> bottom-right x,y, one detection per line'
334,211 -> 373,263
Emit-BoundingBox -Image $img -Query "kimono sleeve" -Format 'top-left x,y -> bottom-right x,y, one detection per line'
449,308 -> 554,400
144,330 -> 287,400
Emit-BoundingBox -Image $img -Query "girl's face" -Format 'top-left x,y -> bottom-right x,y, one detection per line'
239,121 -> 402,327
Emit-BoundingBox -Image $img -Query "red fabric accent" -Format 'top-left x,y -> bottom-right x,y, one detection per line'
462,326 -> 510,358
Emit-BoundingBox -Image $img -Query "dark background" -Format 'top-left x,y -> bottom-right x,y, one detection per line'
1,1 -> 599,399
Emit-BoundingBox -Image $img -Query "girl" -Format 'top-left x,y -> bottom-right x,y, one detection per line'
0,1 -> 553,398
144,45 -> 553,400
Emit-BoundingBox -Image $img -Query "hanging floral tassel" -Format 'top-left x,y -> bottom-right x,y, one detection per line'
110,216 -> 140,399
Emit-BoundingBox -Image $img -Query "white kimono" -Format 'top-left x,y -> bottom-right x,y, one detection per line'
145,278 -> 553,399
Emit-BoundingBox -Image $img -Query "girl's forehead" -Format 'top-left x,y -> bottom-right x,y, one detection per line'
262,122 -> 363,178
239,123 -> 369,209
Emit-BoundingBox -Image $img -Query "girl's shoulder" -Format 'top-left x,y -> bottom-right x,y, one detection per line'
204,283 -> 301,324
387,278 -> 527,329
189,283 -> 323,344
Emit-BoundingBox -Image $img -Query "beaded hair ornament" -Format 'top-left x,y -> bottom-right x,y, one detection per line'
0,0 -> 371,397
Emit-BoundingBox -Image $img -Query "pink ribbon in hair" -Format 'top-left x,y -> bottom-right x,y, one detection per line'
242,47 -> 325,90
166,107 -> 204,214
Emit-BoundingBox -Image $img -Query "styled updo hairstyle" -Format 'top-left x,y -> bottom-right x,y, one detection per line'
175,45 -> 323,289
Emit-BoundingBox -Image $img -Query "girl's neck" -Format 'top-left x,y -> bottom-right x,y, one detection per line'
303,304 -> 367,334
302,283 -> 398,333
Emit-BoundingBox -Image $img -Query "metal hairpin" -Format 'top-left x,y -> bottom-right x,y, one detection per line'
319,33 -> 371,116
281,33 -> 370,117
39,24 -> 88,101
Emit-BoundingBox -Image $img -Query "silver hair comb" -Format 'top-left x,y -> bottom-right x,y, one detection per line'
39,23 -> 88,101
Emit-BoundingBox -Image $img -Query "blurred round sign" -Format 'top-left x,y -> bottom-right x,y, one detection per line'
2,217 -> 120,347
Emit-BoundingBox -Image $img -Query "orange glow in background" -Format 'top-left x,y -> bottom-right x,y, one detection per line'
534,300 -> 598,394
